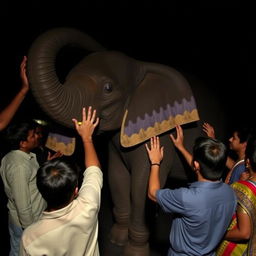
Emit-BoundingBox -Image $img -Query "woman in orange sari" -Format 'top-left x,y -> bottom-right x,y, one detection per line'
216,135 -> 256,256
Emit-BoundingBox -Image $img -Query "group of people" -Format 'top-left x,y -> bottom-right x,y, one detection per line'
0,56 -> 255,256
146,123 -> 256,255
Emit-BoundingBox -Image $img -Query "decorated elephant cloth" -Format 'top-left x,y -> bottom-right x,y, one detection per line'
121,85 -> 199,147
45,133 -> 75,156
119,59 -> 200,147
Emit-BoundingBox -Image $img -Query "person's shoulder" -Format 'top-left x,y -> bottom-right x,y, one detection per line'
231,180 -> 252,190
4,150 -> 23,158
232,160 -> 245,171
217,181 -> 234,192
221,182 -> 236,197
1,150 -> 22,163
221,181 -> 233,188
23,218 -> 45,236
22,221 -> 40,246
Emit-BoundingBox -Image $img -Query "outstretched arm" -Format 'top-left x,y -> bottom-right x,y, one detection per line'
145,136 -> 164,202
0,56 -> 29,131
170,125 -> 193,167
72,106 -> 100,168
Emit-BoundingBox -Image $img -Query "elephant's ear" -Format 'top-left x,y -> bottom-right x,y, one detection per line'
120,63 -> 199,147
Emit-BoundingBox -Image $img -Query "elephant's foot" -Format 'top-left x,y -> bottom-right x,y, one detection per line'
122,227 -> 150,256
123,241 -> 150,256
110,209 -> 129,246
109,224 -> 128,246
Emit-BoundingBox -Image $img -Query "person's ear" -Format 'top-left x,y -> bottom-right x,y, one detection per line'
19,140 -> 27,150
193,160 -> 200,172
74,187 -> 79,198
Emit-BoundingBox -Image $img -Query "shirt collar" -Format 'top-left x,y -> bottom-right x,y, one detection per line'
41,201 -> 74,219
189,180 -> 223,188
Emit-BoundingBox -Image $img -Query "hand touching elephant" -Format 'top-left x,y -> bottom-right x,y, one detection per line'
27,27 -> 223,256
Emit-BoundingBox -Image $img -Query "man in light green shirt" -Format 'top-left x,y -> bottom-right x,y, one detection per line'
0,121 -> 46,256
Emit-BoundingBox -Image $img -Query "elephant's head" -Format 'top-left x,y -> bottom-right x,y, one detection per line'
28,27 -> 199,147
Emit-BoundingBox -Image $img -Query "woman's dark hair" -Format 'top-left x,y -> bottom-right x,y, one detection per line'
234,125 -> 253,143
245,136 -> 256,172
193,137 -> 227,180
37,158 -> 79,209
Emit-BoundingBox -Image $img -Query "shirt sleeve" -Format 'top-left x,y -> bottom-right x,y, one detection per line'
156,188 -> 185,214
78,166 -> 103,210
9,163 -> 34,228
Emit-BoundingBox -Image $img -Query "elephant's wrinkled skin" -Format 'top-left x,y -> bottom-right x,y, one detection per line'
27,28 -> 224,256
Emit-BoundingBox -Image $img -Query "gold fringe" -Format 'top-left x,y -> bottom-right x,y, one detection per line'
121,109 -> 199,147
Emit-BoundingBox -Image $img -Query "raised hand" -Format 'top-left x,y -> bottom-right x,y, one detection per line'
170,125 -> 193,167
170,125 -> 185,151
72,106 -> 99,142
72,107 -> 100,168
20,56 -> 29,94
47,151 -> 63,161
145,136 -> 164,165
202,122 -> 215,139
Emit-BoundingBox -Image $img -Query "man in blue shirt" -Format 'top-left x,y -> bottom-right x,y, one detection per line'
145,125 -> 237,256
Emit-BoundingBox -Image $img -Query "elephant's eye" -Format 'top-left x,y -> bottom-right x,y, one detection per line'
103,83 -> 113,93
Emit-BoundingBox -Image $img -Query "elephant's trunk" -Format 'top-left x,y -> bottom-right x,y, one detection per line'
27,27 -> 105,128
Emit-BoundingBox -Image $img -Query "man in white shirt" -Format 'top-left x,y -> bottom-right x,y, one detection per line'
20,107 -> 102,256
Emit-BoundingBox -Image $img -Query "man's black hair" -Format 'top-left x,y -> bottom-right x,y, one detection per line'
193,137 -> 228,181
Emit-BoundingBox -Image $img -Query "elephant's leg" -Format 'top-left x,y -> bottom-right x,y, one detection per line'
108,143 -> 130,246
123,137 -> 174,256
123,160 -> 150,256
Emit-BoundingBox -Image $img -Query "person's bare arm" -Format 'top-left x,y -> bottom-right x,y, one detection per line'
0,56 -> 29,131
72,107 -> 100,168
145,136 -> 164,202
226,157 -> 236,170
225,206 -> 251,241
170,125 -> 193,167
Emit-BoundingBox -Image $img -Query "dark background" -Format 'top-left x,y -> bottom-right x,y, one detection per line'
0,1 -> 253,255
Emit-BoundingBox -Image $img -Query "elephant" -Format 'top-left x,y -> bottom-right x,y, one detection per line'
27,27 -> 225,256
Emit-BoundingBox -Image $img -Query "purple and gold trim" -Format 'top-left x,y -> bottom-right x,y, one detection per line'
120,96 -> 199,147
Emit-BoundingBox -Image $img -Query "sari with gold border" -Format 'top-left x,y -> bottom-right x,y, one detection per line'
216,180 -> 256,256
